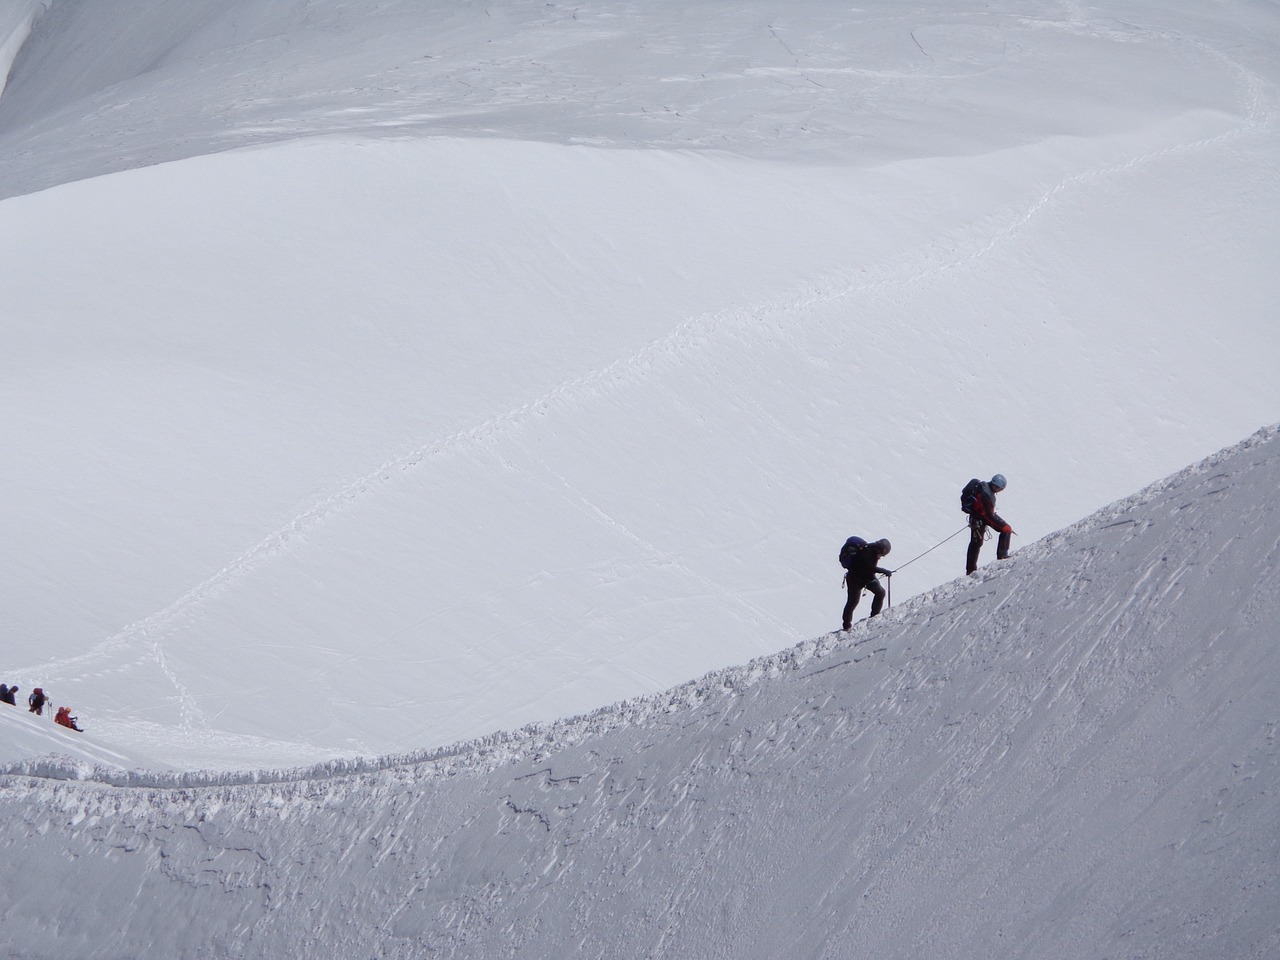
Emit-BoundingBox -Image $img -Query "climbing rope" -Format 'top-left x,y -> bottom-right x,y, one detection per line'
841,526 -> 968,614
884,525 -> 969,575
869,525 -> 967,610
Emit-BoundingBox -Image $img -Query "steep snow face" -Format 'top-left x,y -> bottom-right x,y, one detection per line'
2,428 -> 1277,959
3,0 -> 1278,769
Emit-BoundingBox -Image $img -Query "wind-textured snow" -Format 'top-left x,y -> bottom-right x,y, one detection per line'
1,0 -> 1279,954
3,426 -> 1278,958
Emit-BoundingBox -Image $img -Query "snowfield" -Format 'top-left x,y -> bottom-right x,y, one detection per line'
3,426 -> 1277,958
1,0 -> 1278,955
3,0 -> 1277,770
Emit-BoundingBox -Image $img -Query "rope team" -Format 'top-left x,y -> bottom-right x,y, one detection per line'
0,684 -> 84,732
839,473 -> 1016,631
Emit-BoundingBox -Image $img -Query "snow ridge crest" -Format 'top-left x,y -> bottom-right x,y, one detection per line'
4,423 -> 1276,793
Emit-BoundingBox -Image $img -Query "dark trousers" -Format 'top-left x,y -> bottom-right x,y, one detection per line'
967,518 -> 1010,574
843,576 -> 886,628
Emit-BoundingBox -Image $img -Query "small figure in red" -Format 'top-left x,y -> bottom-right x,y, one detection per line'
55,706 -> 84,732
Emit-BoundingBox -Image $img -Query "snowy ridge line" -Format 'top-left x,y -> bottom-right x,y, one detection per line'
0,621 -> 891,792
22,94 -> 1258,689
4,423 -> 1273,794
1003,423 -> 1279,574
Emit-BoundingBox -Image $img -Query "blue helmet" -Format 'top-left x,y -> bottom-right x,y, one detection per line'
990,474 -> 1007,491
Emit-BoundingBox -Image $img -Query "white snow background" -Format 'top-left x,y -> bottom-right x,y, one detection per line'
0,0 -> 1277,955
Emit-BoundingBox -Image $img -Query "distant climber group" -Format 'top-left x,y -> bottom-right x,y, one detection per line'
0,683 -> 84,732
839,473 -> 1015,630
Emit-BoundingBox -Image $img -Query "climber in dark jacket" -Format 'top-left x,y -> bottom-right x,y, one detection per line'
964,473 -> 1015,574
843,538 -> 894,629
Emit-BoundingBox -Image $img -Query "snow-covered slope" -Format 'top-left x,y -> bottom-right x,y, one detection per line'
0,704 -> 165,774
3,0 -> 1277,769
2,427 -> 1276,959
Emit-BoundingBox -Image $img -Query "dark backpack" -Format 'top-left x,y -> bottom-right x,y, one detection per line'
960,478 -> 982,515
839,536 -> 868,569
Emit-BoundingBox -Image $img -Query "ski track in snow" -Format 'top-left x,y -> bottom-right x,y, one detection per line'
16,46 -> 1269,710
